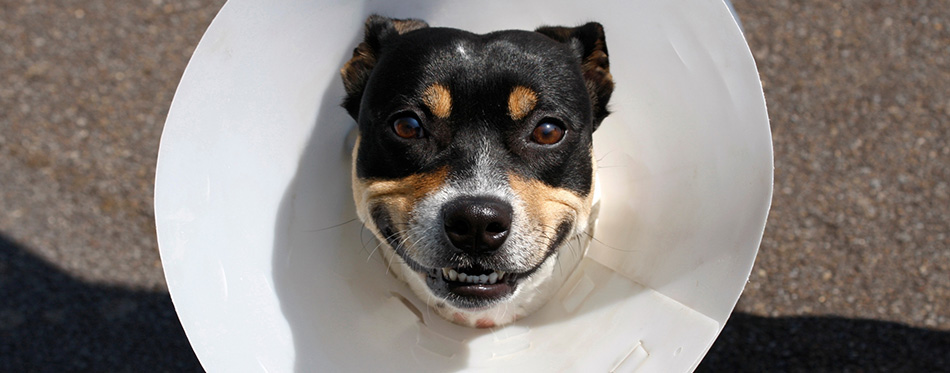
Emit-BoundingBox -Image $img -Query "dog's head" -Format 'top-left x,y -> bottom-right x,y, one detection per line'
342,15 -> 613,328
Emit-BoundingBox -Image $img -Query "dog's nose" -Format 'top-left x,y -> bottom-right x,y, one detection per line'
442,196 -> 513,254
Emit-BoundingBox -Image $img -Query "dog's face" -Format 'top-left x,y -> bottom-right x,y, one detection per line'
341,15 -> 613,328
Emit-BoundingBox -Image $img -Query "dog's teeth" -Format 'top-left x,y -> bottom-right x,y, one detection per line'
446,269 -> 507,284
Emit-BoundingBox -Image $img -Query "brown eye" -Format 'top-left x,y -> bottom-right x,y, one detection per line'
531,122 -> 565,145
393,116 -> 424,139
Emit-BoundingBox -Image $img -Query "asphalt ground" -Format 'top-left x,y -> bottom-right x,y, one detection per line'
1,1 -> 948,371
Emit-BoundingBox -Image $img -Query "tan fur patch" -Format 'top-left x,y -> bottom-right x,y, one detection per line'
352,137 -> 449,248
423,83 -> 452,119
507,86 -> 538,120
358,169 -> 448,207
508,173 -> 593,265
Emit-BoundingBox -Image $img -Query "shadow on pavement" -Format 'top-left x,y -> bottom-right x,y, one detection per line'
699,312 -> 950,372
0,234 -> 201,372
3,231 -> 948,371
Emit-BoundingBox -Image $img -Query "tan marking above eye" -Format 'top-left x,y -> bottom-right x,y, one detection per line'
422,84 -> 452,119
508,86 -> 538,121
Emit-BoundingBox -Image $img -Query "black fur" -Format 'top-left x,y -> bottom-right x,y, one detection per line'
342,16 -> 613,196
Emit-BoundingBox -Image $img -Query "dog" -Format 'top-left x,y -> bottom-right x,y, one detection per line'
341,15 -> 613,328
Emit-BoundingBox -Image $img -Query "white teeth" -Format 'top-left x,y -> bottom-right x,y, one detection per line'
441,268 -> 506,285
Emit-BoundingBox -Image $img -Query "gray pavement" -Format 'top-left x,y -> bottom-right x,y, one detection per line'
1,1 -> 948,371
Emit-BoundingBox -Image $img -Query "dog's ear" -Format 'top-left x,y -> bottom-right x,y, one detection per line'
341,15 -> 429,120
535,22 -> 614,130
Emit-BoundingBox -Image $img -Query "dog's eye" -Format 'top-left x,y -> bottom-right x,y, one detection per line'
392,116 -> 424,139
530,122 -> 565,145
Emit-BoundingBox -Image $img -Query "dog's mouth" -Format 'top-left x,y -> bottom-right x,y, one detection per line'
424,264 -> 526,308
440,266 -> 507,285
374,208 -> 571,309
441,265 -> 517,298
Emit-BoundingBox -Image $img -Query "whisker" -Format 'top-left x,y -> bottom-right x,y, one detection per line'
304,218 -> 359,232
366,229 -> 403,263
424,290 -> 434,324
365,238 -> 387,262
595,150 -> 615,163
574,234 -> 584,257
583,231 -> 640,252
385,231 -> 416,275
385,241 -> 400,275
359,224 -> 376,259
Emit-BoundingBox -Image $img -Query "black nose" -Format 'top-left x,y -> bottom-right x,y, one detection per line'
442,196 -> 513,254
